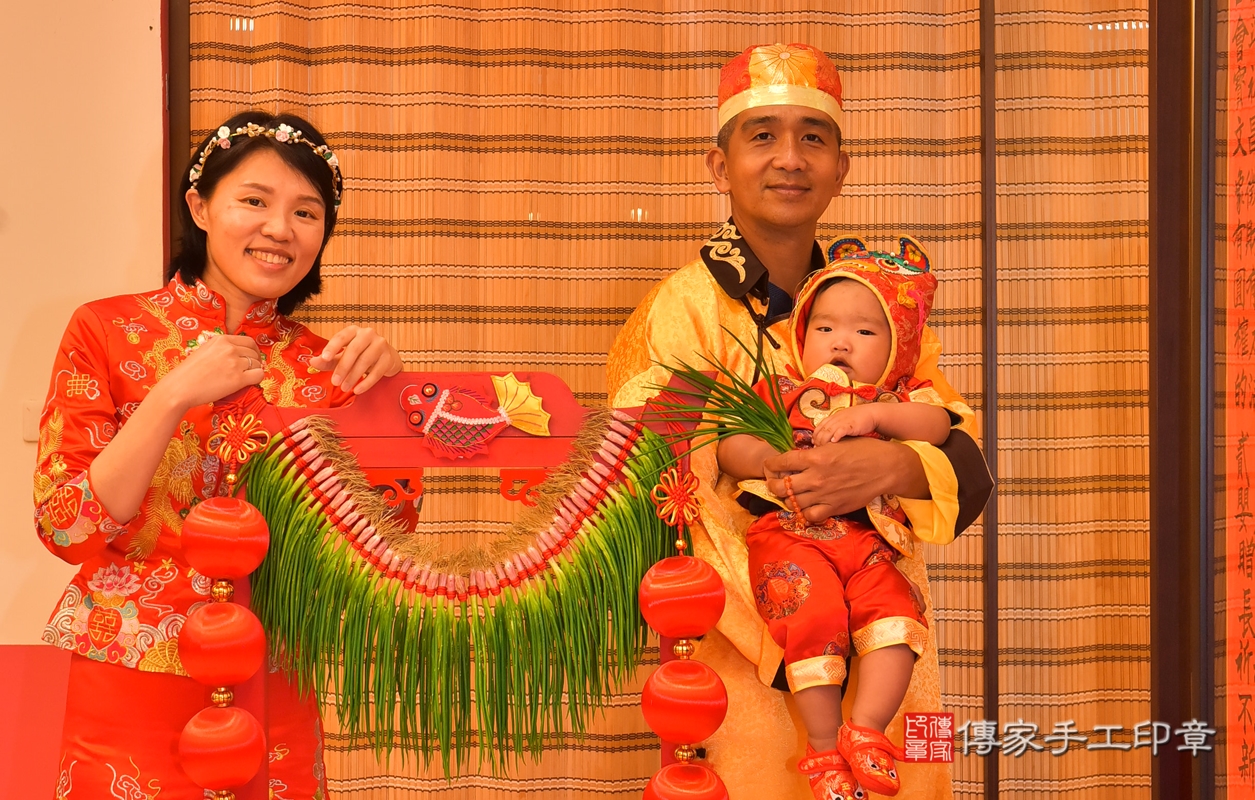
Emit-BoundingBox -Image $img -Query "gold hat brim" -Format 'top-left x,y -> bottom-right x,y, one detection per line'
717,84 -> 843,131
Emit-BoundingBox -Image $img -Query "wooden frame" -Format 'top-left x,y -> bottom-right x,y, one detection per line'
978,2 -> 1000,798
164,0 -> 190,268
1149,0 -> 1216,797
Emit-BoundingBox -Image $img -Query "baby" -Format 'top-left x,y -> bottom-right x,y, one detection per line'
717,237 -> 963,800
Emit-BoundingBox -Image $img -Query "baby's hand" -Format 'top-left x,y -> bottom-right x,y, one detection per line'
812,404 -> 881,446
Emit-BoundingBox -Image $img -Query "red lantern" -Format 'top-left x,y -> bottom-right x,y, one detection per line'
641,659 -> 728,744
178,706 -> 266,788
179,601 -> 266,687
182,497 -> 269,578
644,763 -> 729,800
639,556 -> 725,638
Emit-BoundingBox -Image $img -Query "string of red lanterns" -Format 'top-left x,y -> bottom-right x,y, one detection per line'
640,468 -> 731,800
176,413 -> 273,800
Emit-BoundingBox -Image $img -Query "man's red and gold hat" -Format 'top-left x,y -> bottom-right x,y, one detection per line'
717,43 -> 844,131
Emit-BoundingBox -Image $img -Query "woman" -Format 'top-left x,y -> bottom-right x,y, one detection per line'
38,110 -> 399,799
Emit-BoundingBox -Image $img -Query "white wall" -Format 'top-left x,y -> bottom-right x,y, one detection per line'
0,0 -> 164,642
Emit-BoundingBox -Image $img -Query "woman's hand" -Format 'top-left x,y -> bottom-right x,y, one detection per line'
309,325 -> 403,394
89,334 -> 263,524
153,334 -> 265,412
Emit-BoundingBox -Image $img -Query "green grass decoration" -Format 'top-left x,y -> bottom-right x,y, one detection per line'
645,327 -> 795,455
241,413 -> 675,775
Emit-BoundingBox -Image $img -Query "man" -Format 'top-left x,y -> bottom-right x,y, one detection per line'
607,43 -> 991,800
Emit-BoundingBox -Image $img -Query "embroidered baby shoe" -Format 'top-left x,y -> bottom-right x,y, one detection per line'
838,718 -> 908,793
797,743 -> 866,800
837,722 -> 905,796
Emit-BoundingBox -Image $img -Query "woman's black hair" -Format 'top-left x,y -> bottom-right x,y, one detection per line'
166,110 -> 340,315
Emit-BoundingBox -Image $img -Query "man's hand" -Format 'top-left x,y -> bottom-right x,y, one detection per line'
763,437 -> 929,522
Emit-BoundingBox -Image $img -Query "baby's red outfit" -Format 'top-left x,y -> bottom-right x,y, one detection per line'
745,370 -> 933,693
738,236 -> 952,799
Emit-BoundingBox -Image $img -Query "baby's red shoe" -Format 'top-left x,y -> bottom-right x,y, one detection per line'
797,743 -> 866,800
837,722 -> 905,796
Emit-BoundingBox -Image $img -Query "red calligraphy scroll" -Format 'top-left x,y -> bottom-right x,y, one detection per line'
1228,8 -> 1255,792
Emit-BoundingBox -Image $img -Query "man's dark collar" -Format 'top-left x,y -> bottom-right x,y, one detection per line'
699,218 -> 827,303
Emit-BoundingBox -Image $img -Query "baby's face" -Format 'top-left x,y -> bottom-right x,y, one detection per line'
800,278 -> 892,383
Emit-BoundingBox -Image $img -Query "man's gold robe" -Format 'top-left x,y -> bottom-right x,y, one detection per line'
608,226 -> 978,800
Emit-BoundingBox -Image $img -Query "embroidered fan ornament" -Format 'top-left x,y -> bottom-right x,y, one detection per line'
189,122 -> 343,208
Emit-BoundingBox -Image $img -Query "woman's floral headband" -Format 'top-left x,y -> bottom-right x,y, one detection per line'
189,122 -> 343,209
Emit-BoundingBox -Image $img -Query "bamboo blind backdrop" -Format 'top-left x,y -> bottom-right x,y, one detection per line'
992,4 -> 1149,798
187,1 -> 1146,797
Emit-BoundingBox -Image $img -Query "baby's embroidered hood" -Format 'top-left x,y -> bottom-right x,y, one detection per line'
789,235 -> 937,389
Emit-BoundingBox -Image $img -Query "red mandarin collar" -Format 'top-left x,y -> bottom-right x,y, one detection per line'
169,274 -> 280,333
823,382 -> 880,400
